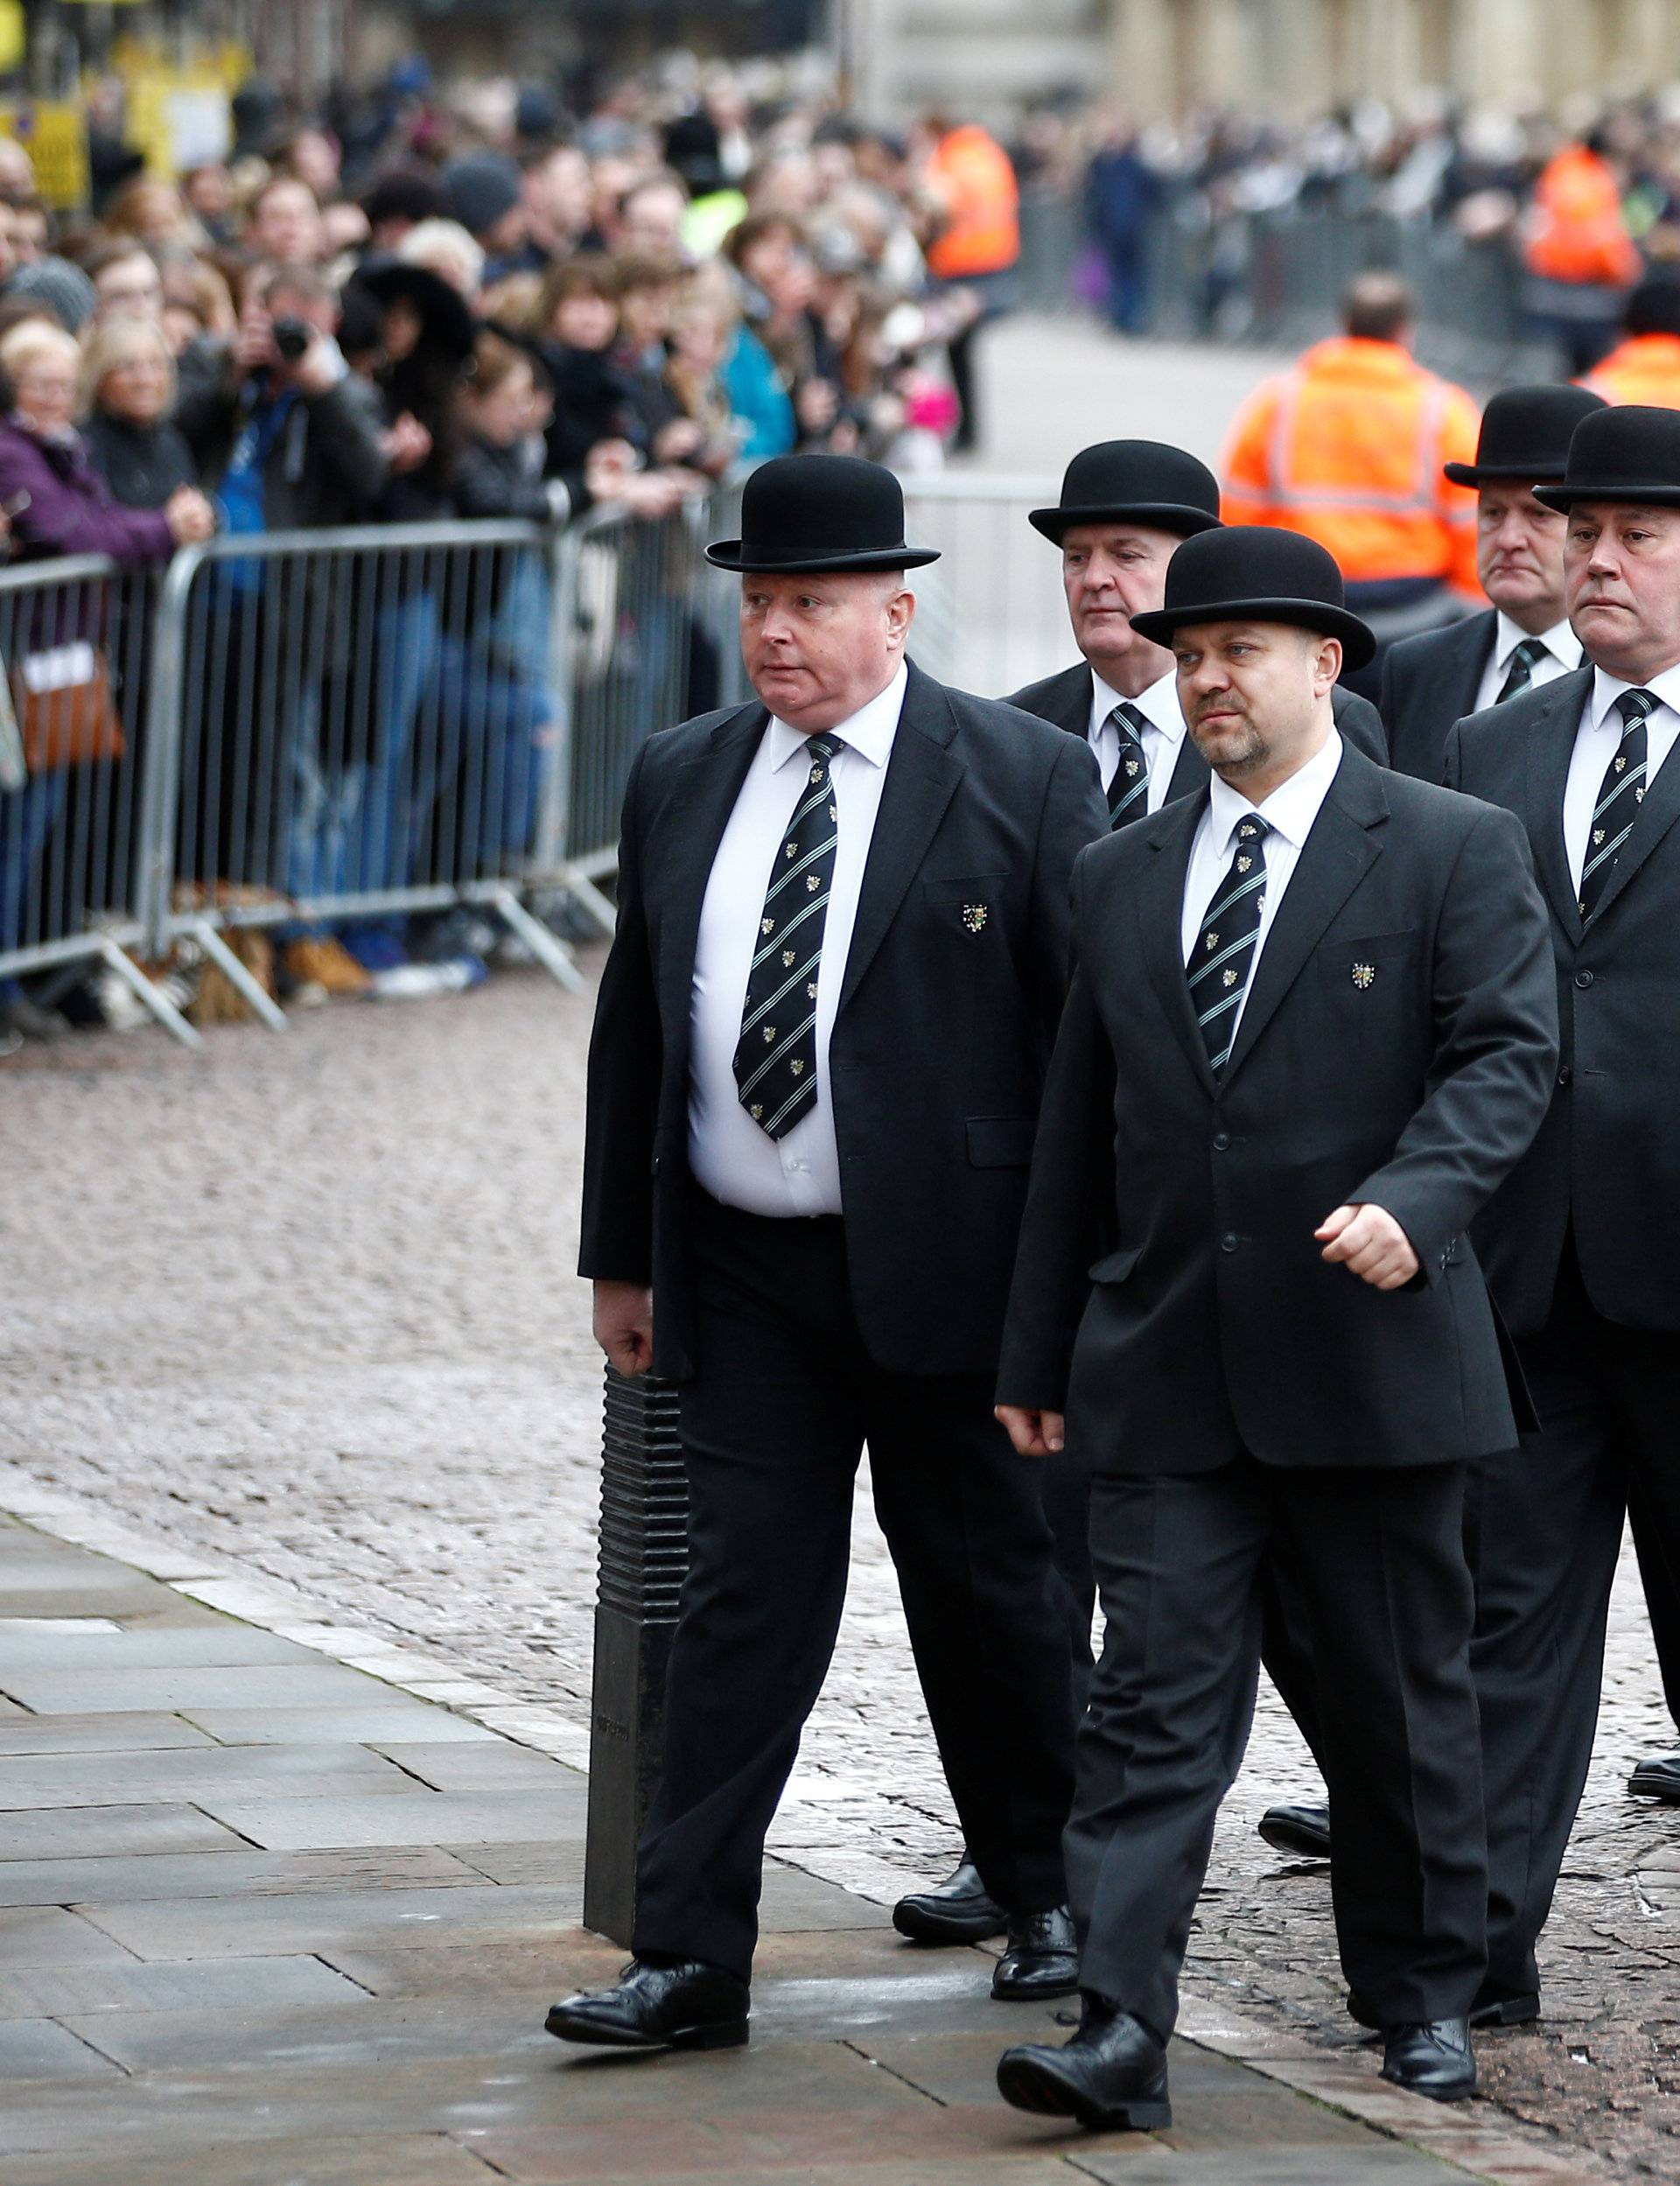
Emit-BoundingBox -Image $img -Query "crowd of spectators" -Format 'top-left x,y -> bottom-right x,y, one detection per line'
0,56 -> 1014,1044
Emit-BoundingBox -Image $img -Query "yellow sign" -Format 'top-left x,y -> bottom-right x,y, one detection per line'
0,104 -> 89,211
0,3 -> 22,74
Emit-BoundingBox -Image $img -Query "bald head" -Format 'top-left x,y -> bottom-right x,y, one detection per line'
1343,270 -> 1415,346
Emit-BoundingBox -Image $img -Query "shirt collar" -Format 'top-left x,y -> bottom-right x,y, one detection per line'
1495,612 -> 1579,673
767,660 -> 907,772
1590,659 -> 1680,735
1208,726 -> 1344,855
1089,664 -> 1186,746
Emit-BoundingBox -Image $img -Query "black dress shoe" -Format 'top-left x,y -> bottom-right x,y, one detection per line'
998,1999 -> 1171,2130
1353,1984 -> 1536,2034
892,1856 -> 1007,1944
990,1904 -> 1078,2000
544,1958 -> 749,2051
1629,1753 -> 1680,1803
1380,2017 -> 1476,2101
1257,1801 -> 1332,1860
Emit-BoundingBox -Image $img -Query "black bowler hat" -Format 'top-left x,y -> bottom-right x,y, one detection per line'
706,455 -> 940,574
1028,439 -> 1222,544
1441,383 -> 1607,487
1533,404 -> 1680,511
1129,526 -> 1376,670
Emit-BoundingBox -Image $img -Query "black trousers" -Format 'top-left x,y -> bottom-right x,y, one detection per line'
1070,1455 -> 1486,2039
1042,1461 -> 1324,1760
634,1192 -> 1077,1982
1474,1243 -> 1680,2000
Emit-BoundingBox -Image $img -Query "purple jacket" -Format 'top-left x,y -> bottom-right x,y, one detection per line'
0,416 -> 173,566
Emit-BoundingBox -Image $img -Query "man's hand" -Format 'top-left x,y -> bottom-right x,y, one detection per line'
995,1404 -> 1065,1457
163,487 -> 216,545
1315,1203 -> 1419,1291
381,411 -> 432,474
593,1279 -> 654,1377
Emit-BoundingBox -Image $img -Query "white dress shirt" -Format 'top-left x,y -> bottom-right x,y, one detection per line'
1471,612 -> 1582,714
689,662 -> 908,1217
1564,662 -> 1680,893
1089,666 -> 1187,815
1180,730 -> 1346,1047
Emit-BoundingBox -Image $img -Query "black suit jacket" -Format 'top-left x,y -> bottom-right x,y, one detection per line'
1006,660 -> 1389,783
580,661 -> 1110,1380
1380,611 -> 1495,783
1445,666 -> 1680,1335
998,742 -> 1558,1472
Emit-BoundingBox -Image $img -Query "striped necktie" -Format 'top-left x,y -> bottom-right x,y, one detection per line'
1578,689 -> 1654,921
1495,636 -> 1549,704
735,733 -> 841,1139
1106,704 -> 1151,829
1186,815 -> 1270,1075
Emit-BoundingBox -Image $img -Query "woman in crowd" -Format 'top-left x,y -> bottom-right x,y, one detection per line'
80,318 -> 195,509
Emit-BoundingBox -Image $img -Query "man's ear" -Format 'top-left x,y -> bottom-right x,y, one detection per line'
886,585 -> 916,648
1313,634 -> 1342,695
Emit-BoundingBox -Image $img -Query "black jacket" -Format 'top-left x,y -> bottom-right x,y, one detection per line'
82,410 -> 195,510
1380,611 -> 1495,782
579,661 -> 1109,1379
1004,659 -> 1389,783
1445,665 -> 1680,1335
998,741 -> 1558,1472
176,356 -> 390,531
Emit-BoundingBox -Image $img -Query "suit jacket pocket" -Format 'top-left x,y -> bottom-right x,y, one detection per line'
1088,1245 -> 1143,1284
967,1116 -> 1036,1167
1315,928 -> 1418,996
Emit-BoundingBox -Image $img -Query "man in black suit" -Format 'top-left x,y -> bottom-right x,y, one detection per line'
546,456 -> 1107,2056
1256,382 -> 1613,1865
990,527 -> 1558,2129
1382,384 -> 1606,787
1006,438 -> 1387,784
1443,403 -> 1680,2024
892,438 -> 1373,1949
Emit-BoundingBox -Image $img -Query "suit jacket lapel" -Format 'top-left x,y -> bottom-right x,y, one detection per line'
1444,611 -> 1496,722
1138,793 -> 1217,1095
1521,668 -> 1592,942
1220,748 -> 1386,1087
1165,733 -> 1210,803
837,663 -> 962,1013
1046,662 -> 1094,737
657,704 -> 766,1028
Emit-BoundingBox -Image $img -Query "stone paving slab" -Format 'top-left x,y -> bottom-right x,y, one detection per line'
0,1844 -> 488,1909
0,1741 -> 424,1810
6,2135 -> 506,2186
0,1903 -> 140,1965
0,1953 -> 368,2018
0,1661 -> 407,1714
0,1711 -> 220,1755
0,1624 -> 319,1669
0,2015 -> 122,2078
0,1799 -> 249,1862
178,1706 -> 499,1746
0,1521 -> 1508,2185
191,1790 -> 594,1851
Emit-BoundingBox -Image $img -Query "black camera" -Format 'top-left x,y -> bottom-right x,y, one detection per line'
271,316 -> 312,363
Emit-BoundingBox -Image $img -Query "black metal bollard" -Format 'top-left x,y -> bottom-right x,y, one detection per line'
581,1365 -> 689,1944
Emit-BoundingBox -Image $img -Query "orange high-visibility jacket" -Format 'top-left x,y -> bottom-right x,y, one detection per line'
1222,338 -> 1483,599
1523,144 -> 1642,289
925,125 -> 1019,280
1582,333 -> 1680,410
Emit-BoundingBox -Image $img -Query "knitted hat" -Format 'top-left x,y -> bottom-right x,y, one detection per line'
441,152 -> 523,241
5,257 -> 96,336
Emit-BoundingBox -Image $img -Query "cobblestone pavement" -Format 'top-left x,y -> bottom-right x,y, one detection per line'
3,331 -> 1676,2177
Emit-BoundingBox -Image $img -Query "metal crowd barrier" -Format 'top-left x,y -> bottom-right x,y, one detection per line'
0,554 -> 200,1041
900,475 -> 1064,699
